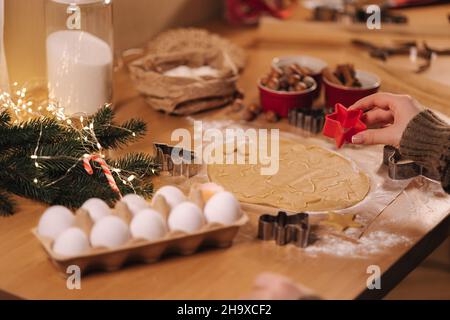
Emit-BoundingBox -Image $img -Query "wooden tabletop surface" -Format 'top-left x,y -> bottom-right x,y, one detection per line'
0,4 -> 449,300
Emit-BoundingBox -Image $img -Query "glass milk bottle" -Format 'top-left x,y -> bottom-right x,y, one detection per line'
45,0 -> 113,115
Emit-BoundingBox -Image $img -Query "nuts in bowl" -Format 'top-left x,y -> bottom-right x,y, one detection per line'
261,65 -> 316,92
322,64 -> 381,110
322,64 -> 362,88
258,64 -> 317,117
272,55 -> 328,98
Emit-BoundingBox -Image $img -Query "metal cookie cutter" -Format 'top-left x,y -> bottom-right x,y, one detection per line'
288,108 -> 325,134
258,211 -> 310,248
383,145 -> 440,181
154,143 -> 200,178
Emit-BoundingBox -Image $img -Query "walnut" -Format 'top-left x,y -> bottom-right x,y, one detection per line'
248,103 -> 262,115
241,109 -> 257,121
265,111 -> 280,123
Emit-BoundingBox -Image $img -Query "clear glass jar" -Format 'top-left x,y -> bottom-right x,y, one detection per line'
45,0 -> 113,115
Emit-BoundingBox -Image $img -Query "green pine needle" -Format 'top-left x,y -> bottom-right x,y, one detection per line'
0,111 -> 11,127
0,191 -> 15,217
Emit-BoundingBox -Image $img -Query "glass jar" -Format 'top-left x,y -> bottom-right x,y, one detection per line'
45,0 -> 113,115
0,0 -> 9,92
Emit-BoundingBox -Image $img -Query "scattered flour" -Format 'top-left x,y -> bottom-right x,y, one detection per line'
163,65 -> 219,78
305,231 -> 411,258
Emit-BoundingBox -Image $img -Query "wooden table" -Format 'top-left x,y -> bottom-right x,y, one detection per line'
1,4 -> 449,300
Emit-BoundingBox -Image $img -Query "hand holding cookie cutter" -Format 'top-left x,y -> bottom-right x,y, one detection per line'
322,103 -> 367,148
258,211 -> 310,248
383,145 -> 440,181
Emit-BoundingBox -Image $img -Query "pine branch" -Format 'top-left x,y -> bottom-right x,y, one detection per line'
0,191 -> 14,217
91,105 -> 114,126
0,106 -> 159,215
50,175 -> 122,208
132,180 -> 154,196
0,116 -> 68,150
110,153 -> 160,177
95,119 -> 147,149
0,169 -> 56,205
0,111 -> 11,127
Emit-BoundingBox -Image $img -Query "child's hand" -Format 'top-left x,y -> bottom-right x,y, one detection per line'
349,93 -> 423,147
243,272 -> 318,300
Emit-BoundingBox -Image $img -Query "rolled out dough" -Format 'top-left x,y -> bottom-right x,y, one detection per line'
207,139 -> 370,212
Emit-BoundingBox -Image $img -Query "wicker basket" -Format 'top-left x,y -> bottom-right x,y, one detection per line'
127,28 -> 246,115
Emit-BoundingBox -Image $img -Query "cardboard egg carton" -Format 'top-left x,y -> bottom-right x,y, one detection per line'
32,193 -> 248,275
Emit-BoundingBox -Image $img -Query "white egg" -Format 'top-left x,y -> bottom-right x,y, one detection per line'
121,194 -> 150,216
204,192 -> 241,225
53,227 -> 89,257
200,183 -> 225,202
152,186 -> 186,209
38,206 -> 75,240
168,202 -> 204,233
130,209 -> 167,241
81,198 -> 111,222
90,216 -> 130,249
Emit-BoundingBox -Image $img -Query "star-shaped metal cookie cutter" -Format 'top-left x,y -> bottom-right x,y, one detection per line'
383,145 -> 440,181
258,211 -> 310,248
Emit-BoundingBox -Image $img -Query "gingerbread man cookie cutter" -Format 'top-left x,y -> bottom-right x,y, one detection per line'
154,143 -> 200,178
383,145 -> 440,181
258,211 -> 310,248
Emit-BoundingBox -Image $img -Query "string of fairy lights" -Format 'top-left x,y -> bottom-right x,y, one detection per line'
0,83 -> 157,195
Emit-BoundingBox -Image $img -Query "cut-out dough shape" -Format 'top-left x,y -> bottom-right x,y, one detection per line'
319,212 -> 363,232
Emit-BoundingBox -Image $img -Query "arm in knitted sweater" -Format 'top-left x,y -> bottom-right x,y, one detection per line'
399,110 -> 450,193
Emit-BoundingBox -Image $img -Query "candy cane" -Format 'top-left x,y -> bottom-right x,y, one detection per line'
83,155 -> 122,197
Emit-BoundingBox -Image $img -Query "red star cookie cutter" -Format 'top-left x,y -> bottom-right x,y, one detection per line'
322,103 -> 367,148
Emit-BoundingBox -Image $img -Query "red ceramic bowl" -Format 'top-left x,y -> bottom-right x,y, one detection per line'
272,55 -> 328,99
323,70 -> 381,110
258,77 -> 317,118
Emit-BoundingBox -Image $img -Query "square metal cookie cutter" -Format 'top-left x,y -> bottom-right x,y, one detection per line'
288,108 -> 325,134
258,211 -> 310,248
383,145 -> 440,181
154,143 -> 201,177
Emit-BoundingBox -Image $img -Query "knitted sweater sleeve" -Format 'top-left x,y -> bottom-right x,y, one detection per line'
399,110 -> 450,193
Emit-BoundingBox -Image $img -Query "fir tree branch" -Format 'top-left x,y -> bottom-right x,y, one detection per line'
95,119 -> 147,149
0,106 -> 159,215
91,105 -> 114,126
0,190 -> 14,217
0,116 -> 69,150
0,111 -> 11,127
109,153 -> 160,177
